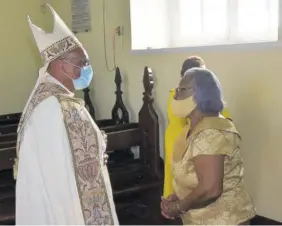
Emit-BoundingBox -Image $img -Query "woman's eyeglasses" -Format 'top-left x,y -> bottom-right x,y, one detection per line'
175,87 -> 193,92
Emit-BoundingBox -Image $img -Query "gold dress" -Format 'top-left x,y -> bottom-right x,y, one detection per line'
172,117 -> 256,225
164,89 -> 232,197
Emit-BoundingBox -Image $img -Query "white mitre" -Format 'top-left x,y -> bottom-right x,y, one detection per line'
28,3 -> 82,64
26,3 -> 84,84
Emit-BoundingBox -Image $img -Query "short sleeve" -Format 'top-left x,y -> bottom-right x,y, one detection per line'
191,129 -> 234,158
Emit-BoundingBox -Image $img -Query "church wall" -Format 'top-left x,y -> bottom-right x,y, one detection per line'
0,0 -> 50,114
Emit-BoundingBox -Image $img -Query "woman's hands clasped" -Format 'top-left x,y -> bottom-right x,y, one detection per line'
161,193 -> 182,219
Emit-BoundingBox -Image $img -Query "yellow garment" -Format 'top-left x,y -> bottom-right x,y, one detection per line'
164,89 -> 231,197
164,90 -> 187,197
172,117 -> 256,225
221,107 -> 231,119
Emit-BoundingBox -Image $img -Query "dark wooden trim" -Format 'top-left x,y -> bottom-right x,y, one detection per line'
0,148 -> 15,171
106,128 -> 141,151
251,215 -> 282,225
138,67 -> 161,179
111,67 -> 129,124
83,88 -> 96,120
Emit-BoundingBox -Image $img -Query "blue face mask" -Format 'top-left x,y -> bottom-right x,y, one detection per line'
72,65 -> 93,90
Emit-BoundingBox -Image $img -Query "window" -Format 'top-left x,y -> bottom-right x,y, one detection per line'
130,0 -> 279,51
130,0 -> 170,50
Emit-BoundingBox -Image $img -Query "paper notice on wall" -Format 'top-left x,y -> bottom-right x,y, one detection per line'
71,0 -> 91,33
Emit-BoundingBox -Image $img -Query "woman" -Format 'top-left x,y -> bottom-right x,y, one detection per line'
163,56 -> 231,198
161,68 -> 255,225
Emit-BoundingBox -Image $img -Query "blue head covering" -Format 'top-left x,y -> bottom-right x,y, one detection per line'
184,68 -> 224,114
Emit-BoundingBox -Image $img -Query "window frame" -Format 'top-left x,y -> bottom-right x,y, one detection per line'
130,0 -> 282,54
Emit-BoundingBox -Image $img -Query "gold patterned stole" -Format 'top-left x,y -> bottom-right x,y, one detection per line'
57,95 -> 115,225
15,82 -> 116,225
17,83 -> 68,135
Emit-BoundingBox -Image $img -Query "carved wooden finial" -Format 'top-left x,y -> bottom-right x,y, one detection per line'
115,67 -> 122,89
142,67 -> 154,102
139,66 -> 161,179
112,67 -> 129,124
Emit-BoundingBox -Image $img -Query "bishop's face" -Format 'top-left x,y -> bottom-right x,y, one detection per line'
59,47 -> 90,80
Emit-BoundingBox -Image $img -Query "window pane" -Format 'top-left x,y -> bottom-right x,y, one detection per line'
237,0 -> 278,41
203,0 -> 227,38
130,0 -> 170,50
179,0 -> 202,38
179,0 -> 227,42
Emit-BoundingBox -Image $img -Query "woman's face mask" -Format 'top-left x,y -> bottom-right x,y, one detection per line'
171,95 -> 196,118
172,73 -> 196,118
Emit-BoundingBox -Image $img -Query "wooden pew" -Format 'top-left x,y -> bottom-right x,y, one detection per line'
0,66 -> 164,225
108,67 -> 163,224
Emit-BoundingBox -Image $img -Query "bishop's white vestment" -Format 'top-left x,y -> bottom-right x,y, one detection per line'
15,75 -> 119,225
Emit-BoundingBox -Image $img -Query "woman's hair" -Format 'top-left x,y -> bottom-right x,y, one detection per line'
180,56 -> 206,76
185,68 -> 224,114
